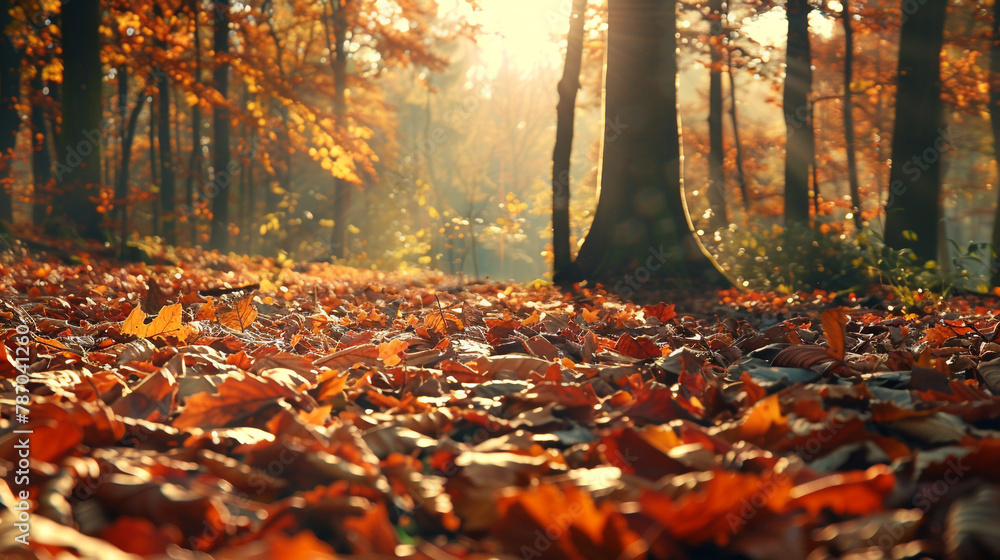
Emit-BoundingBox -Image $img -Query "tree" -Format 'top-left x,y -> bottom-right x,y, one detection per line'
0,0 -> 20,224
326,0 -> 349,258
56,0 -> 103,238
573,0 -> 723,285
211,0 -> 231,252
842,0 -> 861,230
552,0 -> 587,283
783,0 -> 813,226
991,0 -> 1000,285
883,0 -> 948,263
154,3 -> 177,244
29,72 -> 52,226
706,0 -> 728,230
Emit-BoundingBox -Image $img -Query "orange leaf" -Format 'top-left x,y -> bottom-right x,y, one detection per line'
645,302 -> 677,323
173,374 -> 300,429
218,294 -> 258,332
377,339 -> 409,366
615,333 -> 659,360
821,307 -> 849,361
121,303 -> 185,339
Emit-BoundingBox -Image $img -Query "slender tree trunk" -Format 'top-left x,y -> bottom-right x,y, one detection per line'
707,0 -> 727,229
186,0 -> 203,247
149,93 -> 160,237
56,0 -> 103,238
574,0 -> 723,286
328,0 -> 349,258
156,65 -> 177,244
990,0 -> 1000,285
727,44 -> 749,209
0,0 -> 21,224
115,70 -> 149,249
884,0 -> 947,263
211,0 -> 231,252
552,0 -> 586,283
30,74 -> 52,226
783,0 -> 813,226
843,0 -> 861,229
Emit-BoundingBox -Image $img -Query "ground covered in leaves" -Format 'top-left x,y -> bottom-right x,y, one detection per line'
3,244 -> 1000,560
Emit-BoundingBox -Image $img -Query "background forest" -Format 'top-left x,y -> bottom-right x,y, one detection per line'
1,0 -> 999,288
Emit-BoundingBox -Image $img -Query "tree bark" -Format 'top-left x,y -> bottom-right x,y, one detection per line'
185,0 -> 203,247
883,0 -> 947,263
552,0 -> 586,283
573,0 -> 723,288
0,0 -> 21,224
57,0 -> 104,238
990,0 -> 1000,285
843,0 -> 861,229
29,74 -> 52,226
707,0 -> 727,229
783,0 -> 813,226
211,0 -> 231,252
328,0 -> 349,258
727,43 -> 749,209
116,73 -> 148,252
155,19 -> 177,245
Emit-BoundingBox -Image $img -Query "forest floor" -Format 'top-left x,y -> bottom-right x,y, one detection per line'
2,236 -> 1000,560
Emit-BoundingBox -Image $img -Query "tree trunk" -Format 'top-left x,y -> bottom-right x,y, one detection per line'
728,44 -> 749,209
884,0 -> 947,263
115,69 -> 149,250
783,0 -> 813,226
552,0 -> 586,283
573,0 -> 723,288
211,0 -> 231,252
156,63 -> 176,244
149,91 -> 160,237
185,0 -> 203,247
843,0 -> 861,229
328,0 -> 349,258
707,0 -> 727,229
0,0 -> 21,224
56,0 -> 103,238
990,0 -> 1000,285
29,74 -> 52,226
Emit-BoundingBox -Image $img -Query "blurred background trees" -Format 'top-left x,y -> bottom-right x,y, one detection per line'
1,0 -> 1000,289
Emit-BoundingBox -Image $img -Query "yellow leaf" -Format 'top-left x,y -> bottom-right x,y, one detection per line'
121,306 -> 147,337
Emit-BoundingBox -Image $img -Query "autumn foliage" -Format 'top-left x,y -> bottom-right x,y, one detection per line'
1,246 -> 1000,559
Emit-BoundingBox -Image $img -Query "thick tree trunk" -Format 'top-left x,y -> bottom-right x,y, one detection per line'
0,0 -> 21,224
843,0 -> 861,229
884,0 -> 947,263
573,0 -> 723,288
707,0 -> 727,229
29,75 -> 52,226
57,0 -> 104,238
156,64 -> 176,244
328,0 -> 349,258
552,0 -> 586,283
211,0 -> 231,252
784,0 -> 813,226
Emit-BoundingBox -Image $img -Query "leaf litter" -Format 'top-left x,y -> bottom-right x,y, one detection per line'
2,248 -> 1000,559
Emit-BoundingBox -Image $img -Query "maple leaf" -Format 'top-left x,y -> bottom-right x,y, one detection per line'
377,339 -> 409,366
218,294 -> 258,332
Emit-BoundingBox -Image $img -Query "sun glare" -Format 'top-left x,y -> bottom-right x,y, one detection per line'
474,0 -> 569,74
742,7 -> 835,49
